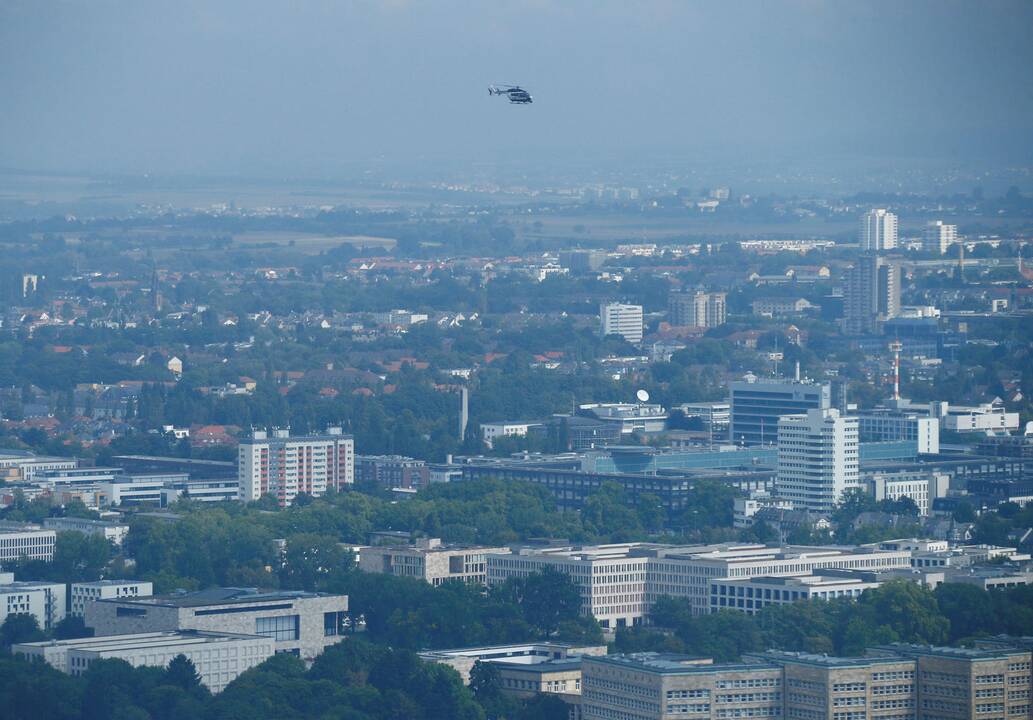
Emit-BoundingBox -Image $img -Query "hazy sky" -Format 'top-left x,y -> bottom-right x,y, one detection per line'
2,1 -> 1031,177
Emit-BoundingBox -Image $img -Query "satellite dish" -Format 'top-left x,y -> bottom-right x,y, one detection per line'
636,389 -> 650,403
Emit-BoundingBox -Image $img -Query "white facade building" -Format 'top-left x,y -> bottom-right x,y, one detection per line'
924,220 -> 958,255
860,208 -> 898,251
481,422 -> 543,449
733,495 -> 794,528
14,631 -> 274,693
865,471 -> 949,516
43,517 -> 129,546
599,303 -> 643,344
856,409 -> 939,454
486,543 -> 911,624
70,580 -> 154,617
0,578 -> 65,630
359,538 -> 510,586
238,427 -> 354,506
710,571 -> 882,614
0,525 -> 57,564
775,408 -> 859,513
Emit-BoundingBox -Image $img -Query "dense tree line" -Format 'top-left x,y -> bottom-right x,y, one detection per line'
615,580 -> 1033,661
0,638 -> 565,720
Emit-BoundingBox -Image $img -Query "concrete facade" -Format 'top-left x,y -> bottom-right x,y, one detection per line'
84,588 -> 348,663
360,538 -> 509,586
15,630 -> 274,693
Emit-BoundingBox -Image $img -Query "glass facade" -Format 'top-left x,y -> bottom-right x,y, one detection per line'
256,614 -> 299,642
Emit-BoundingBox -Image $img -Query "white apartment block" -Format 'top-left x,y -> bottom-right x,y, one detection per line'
775,408 -> 859,513
359,538 -> 510,586
238,427 -> 354,506
14,631 -> 274,693
924,220 -> 958,255
600,303 -> 644,344
0,525 -> 57,564
669,291 -> 726,328
860,208 -> 898,251
70,580 -> 154,617
487,543 -> 912,625
865,471 -> 949,516
43,517 -> 130,546
0,578 -> 66,630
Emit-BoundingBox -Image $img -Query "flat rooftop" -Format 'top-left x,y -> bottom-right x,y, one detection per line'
875,643 -> 1031,660
419,642 -> 593,661
587,654 -> 769,675
759,650 -> 915,668
73,579 -> 150,587
97,587 -> 340,608
15,630 -> 265,653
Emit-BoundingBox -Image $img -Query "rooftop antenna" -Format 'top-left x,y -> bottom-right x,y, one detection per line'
794,361 -> 801,383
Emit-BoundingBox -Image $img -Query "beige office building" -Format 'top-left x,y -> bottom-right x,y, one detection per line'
360,538 -> 509,586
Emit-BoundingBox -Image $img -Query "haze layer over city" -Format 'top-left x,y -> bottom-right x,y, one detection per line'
1,3 -> 1033,720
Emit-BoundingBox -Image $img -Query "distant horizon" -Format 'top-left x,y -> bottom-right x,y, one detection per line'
2,1 -> 1031,181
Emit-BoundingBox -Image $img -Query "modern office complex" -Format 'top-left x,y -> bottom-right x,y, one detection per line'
69,580 -> 154,617
14,631 -> 274,693
924,220 -> 958,255
0,524 -> 57,564
487,543 -> 911,626
856,407 -> 940,454
709,570 -> 882,614
729,374 -> 832,446
358,538 -> 509,586
237,427 -> 354,506
600,302 -> 644,344
860,208 -> 898,251
775,408 -> 860,512
84,587 -> 349,663
866,398 -> 1018,436
843,254 -> 901,335
668,291 -> 727,328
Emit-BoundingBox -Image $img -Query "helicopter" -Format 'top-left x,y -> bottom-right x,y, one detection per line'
488,85 -> 533,104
